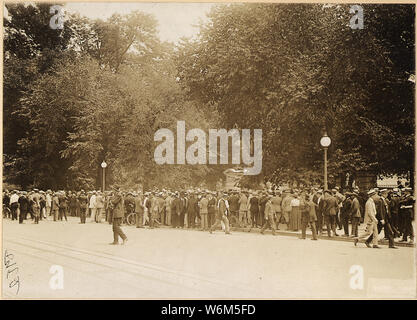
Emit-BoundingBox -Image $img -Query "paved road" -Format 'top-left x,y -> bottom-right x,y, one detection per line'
2,217 -> 416,299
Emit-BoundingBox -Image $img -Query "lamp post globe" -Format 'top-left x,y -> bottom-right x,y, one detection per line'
101,161 -> 107,169
320,134 -> 331,148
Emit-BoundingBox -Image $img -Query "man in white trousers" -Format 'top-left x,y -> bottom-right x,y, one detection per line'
89,191 -> 97,223
354,189 -> 380,248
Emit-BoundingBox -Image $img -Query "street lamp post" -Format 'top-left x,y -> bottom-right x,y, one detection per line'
320,133 -> 331,191
101,161 -> 107,192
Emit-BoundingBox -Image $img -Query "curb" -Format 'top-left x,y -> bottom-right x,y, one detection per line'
229,226 -> 415,248
139,223 -> 415,248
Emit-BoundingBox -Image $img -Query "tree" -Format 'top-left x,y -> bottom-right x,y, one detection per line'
3,3 -> 79,187
4,5 -> 208,190
67,11 -> 161,73
62,54 -> 221,190
176,3 -> 415,186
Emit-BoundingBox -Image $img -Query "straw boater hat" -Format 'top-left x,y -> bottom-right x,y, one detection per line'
367,189 -> 377,196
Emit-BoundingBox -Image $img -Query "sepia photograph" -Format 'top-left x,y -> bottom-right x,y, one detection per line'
2,1 -> 416,301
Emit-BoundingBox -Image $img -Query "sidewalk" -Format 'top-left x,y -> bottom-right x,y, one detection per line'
123,218 -> 415,248
228,224 -> 416,248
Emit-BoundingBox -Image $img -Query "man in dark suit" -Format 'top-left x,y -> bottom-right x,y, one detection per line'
340,193 -> 353,236
3,190 -> 11,219
58,192 -> 68,221
249,192 -> 259,228
371,189 -> 383,219
125,192 -> 135,219
69,191 -> 77,217
399,188 -> 415,243
315,190 -> 324,235
78,191 -> 88,224
187,192 -> 198,228
171,192 -> 180,228
179,192 -> 187,228
389,190 -> 401,235
259,191 -> 268,227
379,189 -> 397,248
18,192 -> 29,224
110,190 -> 128,245
350,192 -> 361,237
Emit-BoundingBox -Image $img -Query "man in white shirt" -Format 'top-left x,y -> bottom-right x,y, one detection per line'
354,189 -> 379,248
89,191 -> 97,223
9,190 -> 20,221
45,190 -> 52,217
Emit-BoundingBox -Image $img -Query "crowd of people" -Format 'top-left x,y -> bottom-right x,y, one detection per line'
2,185 -> 415,247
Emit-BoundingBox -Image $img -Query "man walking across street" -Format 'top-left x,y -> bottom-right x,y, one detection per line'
354,189 -> 379,248
110,189 -> 128,245
379,189 -> 397,248
364,189 -> 390,248
300,194 -> 318,240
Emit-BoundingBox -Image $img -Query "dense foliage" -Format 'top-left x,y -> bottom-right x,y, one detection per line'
3,3 -> 220,190
176,3 -> 415,186
3,3 -> 415,190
